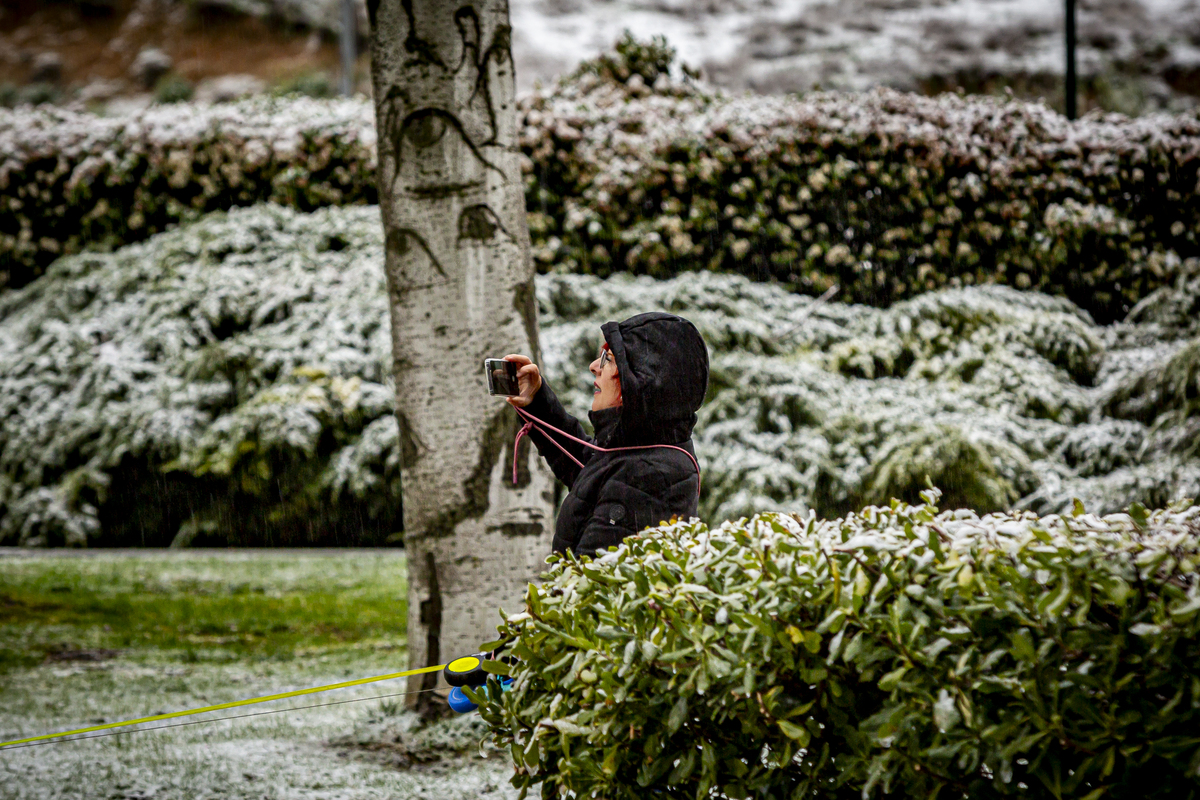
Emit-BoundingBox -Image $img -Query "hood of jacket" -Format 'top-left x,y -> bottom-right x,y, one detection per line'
591,312 -> 709,447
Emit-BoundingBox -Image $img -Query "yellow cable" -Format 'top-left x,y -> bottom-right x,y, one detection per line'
0,663 -> 446,750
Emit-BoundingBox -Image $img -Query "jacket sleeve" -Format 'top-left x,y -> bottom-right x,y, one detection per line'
572,456 -> 682,558
524,380 -> 593,489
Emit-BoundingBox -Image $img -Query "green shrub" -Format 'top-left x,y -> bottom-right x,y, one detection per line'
153,73 -> 195,104
860,426 -> 1024,513
520,57 -> 1199,323
477,494 -> 1200,799
0,82 -> 61,108
5,203 -> 1196,546
274,70 -> 335,99
572,30 -> 677,86
0,204 -> 401,547
0,97 -> 378,291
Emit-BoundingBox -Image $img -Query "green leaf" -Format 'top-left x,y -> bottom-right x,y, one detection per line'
956,563 -> 975,590
1010,628 -> 1035,662
1129,501 -> 1149,529
854,567 -> 872,597
668,747 -> 697,783
602,745 -> 619,776
878,666 -> 908,691
667,697 -> 688,735
546,718 -> 596,736
777,719 -> 811,746
933,689 -> 961,732
481,659 -> 512,676
923,637 -> 952,661
623,638 -> 639,666
815,609 -> 844,634
706,653 -> 733,678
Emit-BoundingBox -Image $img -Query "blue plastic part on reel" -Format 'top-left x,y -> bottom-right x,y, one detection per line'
448,686 -> 477,713
447,678 -> 513,714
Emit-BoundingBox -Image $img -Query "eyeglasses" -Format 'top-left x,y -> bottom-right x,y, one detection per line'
597,347 -> 612,370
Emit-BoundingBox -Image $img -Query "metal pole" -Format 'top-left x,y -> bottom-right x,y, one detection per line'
340,0 -> 358,97
1065,0 -> 1077,119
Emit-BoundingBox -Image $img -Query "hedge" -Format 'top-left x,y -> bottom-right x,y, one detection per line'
522,37 -> 1200,323
476,494 -> 1200,799
0,204 -> 400,547
540,259 -> 1200,525
0,97 -> 378,291
3,203 -> 1197,546
2,38 -> 1198,320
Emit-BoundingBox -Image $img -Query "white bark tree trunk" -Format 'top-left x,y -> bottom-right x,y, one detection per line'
366,0 -> 555,711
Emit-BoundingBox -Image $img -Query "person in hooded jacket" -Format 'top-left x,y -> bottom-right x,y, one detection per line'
502,312 -> 709,558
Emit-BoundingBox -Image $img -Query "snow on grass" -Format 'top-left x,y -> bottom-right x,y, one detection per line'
0,549 -> 518,800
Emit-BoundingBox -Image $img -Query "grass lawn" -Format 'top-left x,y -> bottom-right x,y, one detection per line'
0,549 -> 516,800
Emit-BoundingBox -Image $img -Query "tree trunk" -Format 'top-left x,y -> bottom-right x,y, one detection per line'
367,0 -> 554,712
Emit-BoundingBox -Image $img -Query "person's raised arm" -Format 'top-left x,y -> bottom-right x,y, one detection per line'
502,355 -> 592,487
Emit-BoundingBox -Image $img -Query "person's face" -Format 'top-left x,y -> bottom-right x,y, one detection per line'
590,343 -> 621,411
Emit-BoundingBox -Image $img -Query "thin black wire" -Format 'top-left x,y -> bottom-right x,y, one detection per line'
0,687 -> 443,752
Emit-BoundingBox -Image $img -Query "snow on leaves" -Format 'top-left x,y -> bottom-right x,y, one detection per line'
1,203 -> 1194,545
480,498 -> 1200,800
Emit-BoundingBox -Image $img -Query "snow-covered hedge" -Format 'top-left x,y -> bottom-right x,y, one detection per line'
0,204 -> 396,547
477,496 -> 1200,799
541,260 -> 1200,525
1,204 -> 1196,546
0,97 -> 377,291
3,38 -> 1197,320
524,40 -> 1200,323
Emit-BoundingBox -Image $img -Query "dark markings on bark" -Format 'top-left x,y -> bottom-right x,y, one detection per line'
416,551 -> 442,704
452,5 -> 499,144
386,226 -> 448,280
410,182 -> 483,200
454,5 -> 480,73
394,108 -> 506,178
400,0 -> 444,67
488,521 -> 545,538
403,108 -> 447,147
457,204 -> 505,241
471,23 -> 513,145
512,278 -> 541,366
366,0 -> 380,29
392,410 -> 424,471
423,405 -> 518,538
380,84 -> 413,124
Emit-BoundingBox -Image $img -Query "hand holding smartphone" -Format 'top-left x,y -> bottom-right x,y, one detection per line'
484,358 -> 520,396
486,355 -> 541,407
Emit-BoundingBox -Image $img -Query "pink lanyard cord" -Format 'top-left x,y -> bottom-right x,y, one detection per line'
512,405 -> 701,498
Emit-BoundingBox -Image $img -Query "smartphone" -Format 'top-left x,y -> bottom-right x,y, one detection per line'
484,358 -> 520,396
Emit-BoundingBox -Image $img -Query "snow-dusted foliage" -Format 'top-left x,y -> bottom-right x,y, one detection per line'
0,204 -> 397,547
537,263 -> 1200,525
0,97 -> 377,290
522,39 -> 1200,322
480,498 -> 1200,799
2,204 -> 1193,546
3,36 -> 1197,320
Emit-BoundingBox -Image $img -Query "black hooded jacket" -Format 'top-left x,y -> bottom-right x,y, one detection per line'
524,312 -> 709,557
